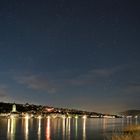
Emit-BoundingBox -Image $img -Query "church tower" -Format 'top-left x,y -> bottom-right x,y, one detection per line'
12,103 -> 17,112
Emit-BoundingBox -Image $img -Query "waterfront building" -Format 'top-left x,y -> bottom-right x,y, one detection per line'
11,103 -> 17,112
10,103 -> 19,118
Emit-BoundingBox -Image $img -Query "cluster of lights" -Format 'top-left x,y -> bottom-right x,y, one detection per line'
9,114 -> 89,119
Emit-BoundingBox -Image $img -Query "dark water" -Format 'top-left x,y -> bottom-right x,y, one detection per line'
0,117 -> 139,140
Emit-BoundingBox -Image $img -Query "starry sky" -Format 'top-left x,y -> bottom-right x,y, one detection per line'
0,0 -> 140,113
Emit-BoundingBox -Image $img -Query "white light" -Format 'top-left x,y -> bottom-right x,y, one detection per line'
83,115 -> 87,119
47,116 -> 50,119
68,116 -> 71,119
10,115 -> 14,119
38,115 -> 42,119
25,114 -> 30,119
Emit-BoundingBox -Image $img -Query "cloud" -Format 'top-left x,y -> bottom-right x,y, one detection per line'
67,66 -> 123,86
16,75 -> 56,93
15,65 -> 125,91
85,66 -> 123,78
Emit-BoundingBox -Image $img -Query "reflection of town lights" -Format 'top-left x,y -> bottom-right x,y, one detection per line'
75,115 -> 78,119
11,119 -> 14,134
75,118 -> 78,139
38,117 -> 41,136
11,118 -> 16,134
7,119 -> 10,134
68,116 -> 71,119
46,118 -> 51,140
25,116 -> 29,139
62,116 -> 66,119
68,118 -> 71,140
83,118 -> 86,140
62,118 -> 65,139
83,115 -> 87,119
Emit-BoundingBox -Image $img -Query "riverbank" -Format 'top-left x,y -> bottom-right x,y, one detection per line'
110,125 -> 140,140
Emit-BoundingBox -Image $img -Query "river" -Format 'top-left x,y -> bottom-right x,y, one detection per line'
0,117 -> 139,140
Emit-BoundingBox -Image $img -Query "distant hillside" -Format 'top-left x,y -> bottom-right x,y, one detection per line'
0,102 -> 101,116
120,110 -> 140,116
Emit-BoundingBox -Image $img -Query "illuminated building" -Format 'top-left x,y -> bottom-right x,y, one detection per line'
10,103 -> 19,118
12,103 -> 17,113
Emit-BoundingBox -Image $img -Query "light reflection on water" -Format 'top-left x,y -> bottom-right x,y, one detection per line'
1,117 -> 139,140
38,118 -> 41,140
62,118 -> 65,140
75,118 -> 78,139
66,118 -> 71,140
7,118 -> 16,140
25,117 -> 29,140
83,118 -> 86,140
46,117 -> 51,140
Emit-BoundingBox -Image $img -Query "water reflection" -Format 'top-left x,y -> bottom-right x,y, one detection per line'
11,118 -> 16,134
102,118 -> 107,133
75,118 -> 78,139
65,118 -> 71,140
46,117 -> 51,140
7,118 -> 16,140
24,117 -> 29,140
4,117 -> 140,140
38,118 -> 41,140
7,119 -> 10,134
62,118 -> 66,140
83,118 -> 86,140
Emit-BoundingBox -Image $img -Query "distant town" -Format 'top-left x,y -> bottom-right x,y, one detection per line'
0,102 -> 139,119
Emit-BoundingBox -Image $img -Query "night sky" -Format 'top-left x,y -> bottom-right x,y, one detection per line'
0,0 -> 140,113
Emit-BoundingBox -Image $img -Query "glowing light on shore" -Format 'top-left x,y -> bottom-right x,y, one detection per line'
68,116 -> 71,119
10,115 -> 14,119
38,115 -> 42,119
47,116 -> 50,119
25,114 -> 30,119
82,115 -> 87,119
